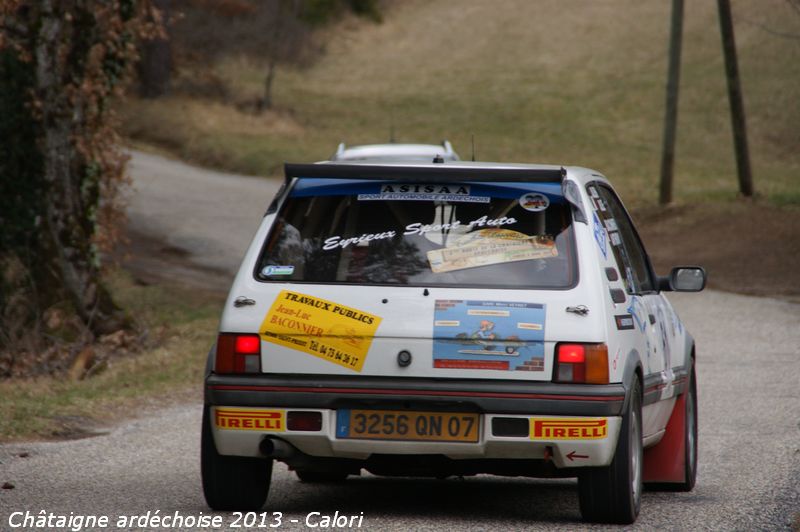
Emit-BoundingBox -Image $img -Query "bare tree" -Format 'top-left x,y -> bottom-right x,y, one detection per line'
138,0 -> 172,97
260,0 -> 306,112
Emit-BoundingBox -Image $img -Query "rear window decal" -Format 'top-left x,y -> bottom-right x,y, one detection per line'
323,231 -> 396,251
260,290 -> 382,372
593,197 -> 607,212
432,300 -> 546,371
358,184 -> 489,203
403,215 -> 517,237
427,232 -> 557,273
259,179 -> 577,289
261,265 -> 295,276
519,192 -> 550,212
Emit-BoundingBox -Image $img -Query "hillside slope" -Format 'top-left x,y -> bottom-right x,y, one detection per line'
124,0 -> 799,205
121,0 -> 800,299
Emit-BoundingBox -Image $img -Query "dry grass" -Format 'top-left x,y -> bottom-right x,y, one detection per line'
121,0 -> 800,205
0,270 -> 222,442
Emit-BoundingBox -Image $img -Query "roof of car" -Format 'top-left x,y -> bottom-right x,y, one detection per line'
330,141 -> 460,162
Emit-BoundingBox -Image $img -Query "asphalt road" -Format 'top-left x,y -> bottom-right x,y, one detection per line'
1,153 -> 798,531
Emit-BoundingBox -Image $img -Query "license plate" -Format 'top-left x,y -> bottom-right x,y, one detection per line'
336,409 -> 479,442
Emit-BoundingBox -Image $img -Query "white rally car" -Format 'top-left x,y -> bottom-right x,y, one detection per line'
201,161 -> 706,524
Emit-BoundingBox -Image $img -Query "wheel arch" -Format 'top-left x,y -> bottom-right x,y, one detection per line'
205,344 -> 216,379
621,348 -> 644,413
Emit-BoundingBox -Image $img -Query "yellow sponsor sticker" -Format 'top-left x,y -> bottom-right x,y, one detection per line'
260,290 -> 382,372
529,418 -> 608,440
215,408 -> 285,431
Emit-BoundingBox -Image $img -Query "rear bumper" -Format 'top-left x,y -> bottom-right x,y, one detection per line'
205,374 -> 626,416
205,374 -> 627,470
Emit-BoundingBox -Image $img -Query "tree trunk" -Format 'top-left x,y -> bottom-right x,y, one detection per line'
717,0 -> 754,197
138,0 -> 172,98
262,58 -> 277,111
260,0 -> 291,113
659,0 -> 684,206
35,1 -> 125,336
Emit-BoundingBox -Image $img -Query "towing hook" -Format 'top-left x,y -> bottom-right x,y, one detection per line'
259,437 -> 295,459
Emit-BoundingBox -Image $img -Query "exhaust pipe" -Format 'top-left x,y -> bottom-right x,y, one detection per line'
259,437 -> 295,459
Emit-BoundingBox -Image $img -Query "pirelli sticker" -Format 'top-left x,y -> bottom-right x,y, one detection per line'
529,418 -> 608,440
215,408 -> 285,431
260,290 -> 382,372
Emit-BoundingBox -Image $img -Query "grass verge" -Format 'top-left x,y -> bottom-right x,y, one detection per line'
121,0 -> 800,208
0,270 -> 223,442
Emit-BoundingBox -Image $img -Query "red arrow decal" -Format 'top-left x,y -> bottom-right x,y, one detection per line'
566,451 -> 589,461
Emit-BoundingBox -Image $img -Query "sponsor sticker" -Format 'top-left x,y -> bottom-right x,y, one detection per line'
593,212 -> 608,259
260,290 -> 382,372
609,231 -> 622,247
519,192 -> 550,212
432,300 -> 546,371
261,265 -> 295,276
529,418 -> 608,440
593,198 -> 607,212
614,314 -> 636,330
626,296 -> 648,332
427,234 -> 557,273
215,408 -> 285,431
358,184 -> 490,203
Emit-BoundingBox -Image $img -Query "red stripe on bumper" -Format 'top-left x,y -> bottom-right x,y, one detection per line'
208,384 -> 624,402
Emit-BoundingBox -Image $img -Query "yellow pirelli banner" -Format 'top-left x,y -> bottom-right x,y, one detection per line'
529,418 -> 608,440
215,408 -> 285,431
260,290 -> 382,372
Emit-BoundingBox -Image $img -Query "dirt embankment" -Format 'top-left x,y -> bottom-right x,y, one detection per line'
634,202 -> 800,302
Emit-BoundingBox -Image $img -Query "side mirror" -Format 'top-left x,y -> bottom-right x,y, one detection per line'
659,266 -> 706,292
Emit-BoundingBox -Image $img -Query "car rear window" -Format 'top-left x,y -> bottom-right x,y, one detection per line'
255,179 -> 577,289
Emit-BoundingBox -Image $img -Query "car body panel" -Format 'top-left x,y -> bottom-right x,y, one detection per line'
207,160 -> 699,476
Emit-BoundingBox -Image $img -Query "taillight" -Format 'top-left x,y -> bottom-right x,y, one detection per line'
215,333 -> 261,374
554,343 -> 609,384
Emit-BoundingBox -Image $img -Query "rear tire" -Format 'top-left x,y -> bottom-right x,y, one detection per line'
681,365 -> 698,491
295,470 -> 349,483
201,406 -> 273,511
579,377 -> 643,524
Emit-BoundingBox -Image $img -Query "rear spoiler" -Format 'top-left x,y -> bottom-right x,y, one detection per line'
283,163 -> 565,183
267,163 -> 582,220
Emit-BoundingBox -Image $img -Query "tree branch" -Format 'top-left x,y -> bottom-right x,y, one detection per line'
739,16 -> 800,40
